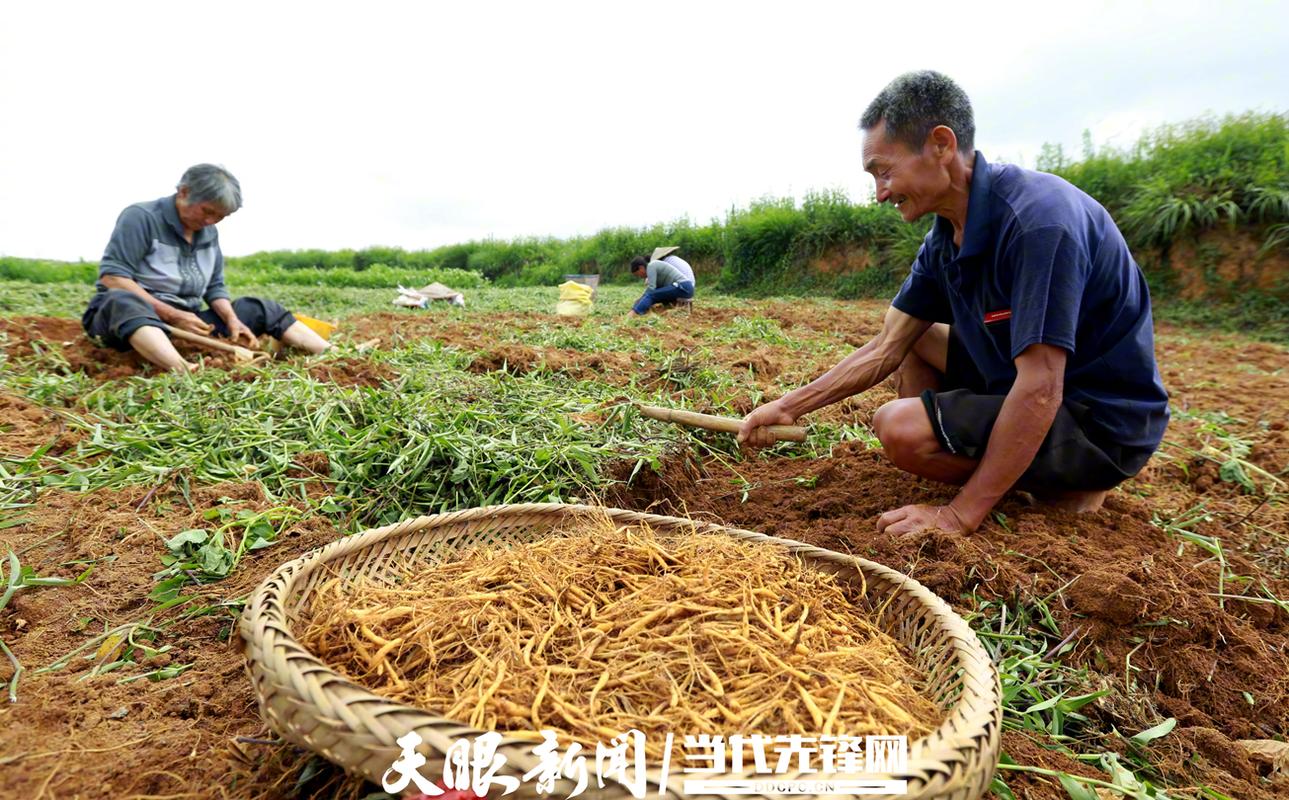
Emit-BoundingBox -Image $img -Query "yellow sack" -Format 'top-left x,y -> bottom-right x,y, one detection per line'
558,281 -> 594,302
294,314 -> 338,340
556,300 -> 592,317
556,281 -> 594,317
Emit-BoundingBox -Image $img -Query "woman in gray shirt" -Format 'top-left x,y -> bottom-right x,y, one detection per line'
82,164 -> 330,372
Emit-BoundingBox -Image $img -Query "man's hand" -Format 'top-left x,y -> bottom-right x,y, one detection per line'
161,307 -> 215,336
876,503 -> 973,536
225,318 -> 258,348
737,400 -> 797,448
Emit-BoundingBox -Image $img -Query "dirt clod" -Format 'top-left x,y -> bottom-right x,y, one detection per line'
1068,567 -> 1147,624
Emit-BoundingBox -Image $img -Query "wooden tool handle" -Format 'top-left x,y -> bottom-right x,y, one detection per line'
166,326 -> 260,360
638,404 -> 807,443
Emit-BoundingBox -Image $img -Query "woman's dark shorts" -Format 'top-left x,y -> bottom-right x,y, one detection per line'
82,290 -> 296,352
919,330 -> 1154,492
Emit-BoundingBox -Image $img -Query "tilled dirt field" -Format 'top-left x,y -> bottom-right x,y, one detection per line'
611,444 -> 1289,798
1,303 -> 1286,799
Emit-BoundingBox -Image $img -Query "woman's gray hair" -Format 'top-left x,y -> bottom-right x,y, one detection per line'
177,164 -> 243,212
860,71 -> 975,154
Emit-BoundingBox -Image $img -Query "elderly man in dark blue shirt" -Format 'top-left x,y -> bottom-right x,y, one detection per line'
739,71 -> 1168,535
82,164 -> 329,372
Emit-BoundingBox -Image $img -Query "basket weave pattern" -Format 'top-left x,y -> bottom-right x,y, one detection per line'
240,504 -> 1001,799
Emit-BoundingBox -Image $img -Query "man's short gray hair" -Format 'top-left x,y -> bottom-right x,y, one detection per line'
860,71 -> 975,154
177,163 -> 242,212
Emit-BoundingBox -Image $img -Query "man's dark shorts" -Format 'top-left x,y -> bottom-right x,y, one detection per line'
82,290 -> 297,352
919,330 -> 1154,492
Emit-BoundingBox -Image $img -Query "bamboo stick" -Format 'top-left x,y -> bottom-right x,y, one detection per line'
637,404 -> 806,443
166,326 -> 268,363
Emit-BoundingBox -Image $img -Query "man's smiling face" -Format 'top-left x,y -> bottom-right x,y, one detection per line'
862,120 -> 949,222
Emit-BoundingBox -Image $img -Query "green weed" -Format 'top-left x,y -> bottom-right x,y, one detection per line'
1,550 -> 92,701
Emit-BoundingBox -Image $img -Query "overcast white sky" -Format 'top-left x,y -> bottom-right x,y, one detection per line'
2,0 -> 1286,261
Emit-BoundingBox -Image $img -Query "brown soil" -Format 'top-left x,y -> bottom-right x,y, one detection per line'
0,316 -> 241,380
0,317 -> 401,388
811,245 -> 874,275
1157,226 -> 1289,300
1,300 -> 1286,799
608,441 -> 1288,798
346,311 -> 545,351
0,483 -> 342,800
996,731 -> 1106,800
287,451 -> 331,480
306,357 -> 397,387
350,308 -> 872,416
464,343 -> 637,381
0,393 -> 80,458
347,302 -> 884,352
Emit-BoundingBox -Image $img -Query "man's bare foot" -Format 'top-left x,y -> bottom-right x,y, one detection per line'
1034,488 -> 1108,513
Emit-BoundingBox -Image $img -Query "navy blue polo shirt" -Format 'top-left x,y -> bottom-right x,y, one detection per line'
892,151 -> 1169,453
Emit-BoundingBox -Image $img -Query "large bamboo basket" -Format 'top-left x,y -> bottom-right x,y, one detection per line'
240,504 -> 1001,799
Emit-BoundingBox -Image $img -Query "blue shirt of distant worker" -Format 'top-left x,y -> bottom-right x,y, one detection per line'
629,247 -> 695,314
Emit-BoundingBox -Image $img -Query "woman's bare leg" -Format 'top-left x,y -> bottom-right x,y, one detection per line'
128,326 -> 198,373
279,321 -> 330,354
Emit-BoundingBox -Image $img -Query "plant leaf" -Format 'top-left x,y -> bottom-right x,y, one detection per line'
1130,717 -> 1177,746
1025,693 -> 1065,713
164,529 -> 208,552
1057,773 -> 1100,800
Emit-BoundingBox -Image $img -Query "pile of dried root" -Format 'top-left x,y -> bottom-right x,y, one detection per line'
298,520 -> 942,758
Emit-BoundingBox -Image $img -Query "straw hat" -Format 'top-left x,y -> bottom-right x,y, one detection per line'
651,246 -> 680,261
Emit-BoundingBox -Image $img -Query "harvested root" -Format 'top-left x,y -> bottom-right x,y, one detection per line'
298,517 -> 943,759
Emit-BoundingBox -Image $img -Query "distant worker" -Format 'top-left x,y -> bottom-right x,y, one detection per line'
628,246 -> 696,315
738,71 -> 1169,535
82,164 -> 330,372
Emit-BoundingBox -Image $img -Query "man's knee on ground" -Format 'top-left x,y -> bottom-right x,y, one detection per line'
872,398 -> 939,471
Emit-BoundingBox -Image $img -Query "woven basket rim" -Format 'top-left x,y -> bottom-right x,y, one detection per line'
240,503 -> 1001,799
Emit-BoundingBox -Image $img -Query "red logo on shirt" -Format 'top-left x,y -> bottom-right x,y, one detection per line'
984,309 -> 1012,324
